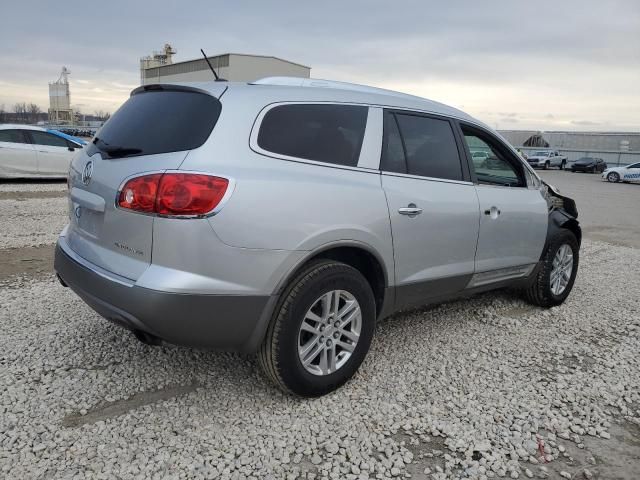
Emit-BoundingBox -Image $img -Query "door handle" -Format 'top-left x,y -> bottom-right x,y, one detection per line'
484,206 -> 501,217
398,204 -> 423,216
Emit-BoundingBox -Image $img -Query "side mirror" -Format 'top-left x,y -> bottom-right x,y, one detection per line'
68,146 -> 75,152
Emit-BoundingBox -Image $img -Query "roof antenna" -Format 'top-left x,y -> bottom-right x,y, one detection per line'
200,49 -> 226,81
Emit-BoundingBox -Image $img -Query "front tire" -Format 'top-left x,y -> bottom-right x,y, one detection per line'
544,161 -> 550,170
607,172 -> 620,183
560,161 -> 566,170
524,230 -> 579,308
258,260 -> 376,397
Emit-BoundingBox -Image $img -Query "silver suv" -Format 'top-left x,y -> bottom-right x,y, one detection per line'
55,77 -> 581,397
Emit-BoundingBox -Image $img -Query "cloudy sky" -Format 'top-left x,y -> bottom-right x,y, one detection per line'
1,1 -> 638,131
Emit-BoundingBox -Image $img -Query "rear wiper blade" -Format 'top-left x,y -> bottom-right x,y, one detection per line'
101,146 -> 143,157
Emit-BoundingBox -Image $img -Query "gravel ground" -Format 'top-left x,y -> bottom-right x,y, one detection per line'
1,179 -> 639,479
0,196 -> 68,248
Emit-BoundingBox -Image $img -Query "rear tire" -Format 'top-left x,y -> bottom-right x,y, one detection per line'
544,161 -> 549,170
258,260 -> 376,397
560,161 -> 566,170
524,230 -> 579,308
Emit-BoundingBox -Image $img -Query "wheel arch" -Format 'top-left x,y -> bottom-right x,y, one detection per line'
274,241 -> 390,319
546,209 -> 582,251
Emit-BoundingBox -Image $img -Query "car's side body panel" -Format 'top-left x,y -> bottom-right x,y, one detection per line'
0,137 -> 38,177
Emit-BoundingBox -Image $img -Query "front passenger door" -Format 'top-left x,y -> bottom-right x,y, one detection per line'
460,125 -> 548,280
0,129 -> 37,176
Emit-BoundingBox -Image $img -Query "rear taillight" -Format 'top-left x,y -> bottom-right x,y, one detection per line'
118,172 -> 230,217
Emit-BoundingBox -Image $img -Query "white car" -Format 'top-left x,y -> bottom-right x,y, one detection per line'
602,162 -> 640,183
0,124 -> 85,179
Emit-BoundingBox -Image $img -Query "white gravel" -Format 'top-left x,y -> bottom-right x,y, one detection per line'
0,197 -> 68,248
1,239 -> 639,479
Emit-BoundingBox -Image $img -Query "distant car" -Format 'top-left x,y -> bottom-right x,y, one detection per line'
527,150 -> 567,170
570,157 -> 607,173
602,162 -> 640,183
0,125 -> 84,178
472,150 -> 504,170
471,150 -> 490,167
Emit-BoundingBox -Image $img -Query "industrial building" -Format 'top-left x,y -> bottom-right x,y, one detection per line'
499,130 -> 640,166
139,44 -> 311,85
48,67 -> 74,125
499,130 -> 640,152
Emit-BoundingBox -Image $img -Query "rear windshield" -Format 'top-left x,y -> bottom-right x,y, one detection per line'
88,88 -> 221,159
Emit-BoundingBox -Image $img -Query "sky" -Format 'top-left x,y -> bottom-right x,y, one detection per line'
1,0 -> 638,131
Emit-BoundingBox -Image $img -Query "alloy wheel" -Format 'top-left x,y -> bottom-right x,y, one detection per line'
297,290 -> 362,376
550,244 -> 574,296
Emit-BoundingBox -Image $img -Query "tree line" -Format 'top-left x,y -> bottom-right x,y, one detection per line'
0,103 -> 111,124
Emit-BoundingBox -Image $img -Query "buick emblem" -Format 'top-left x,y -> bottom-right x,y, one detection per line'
82,161 -> 93,185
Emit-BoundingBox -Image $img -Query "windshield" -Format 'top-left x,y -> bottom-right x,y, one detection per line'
88,87 -> 222,159
577,157 -> 594,163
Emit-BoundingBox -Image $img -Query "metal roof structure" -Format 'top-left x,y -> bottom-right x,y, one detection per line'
499,130 -> 640,151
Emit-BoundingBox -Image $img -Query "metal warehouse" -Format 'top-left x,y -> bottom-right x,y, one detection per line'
140,44 -> 311,85
499,130 -> 640,166
499,130 -> 640,151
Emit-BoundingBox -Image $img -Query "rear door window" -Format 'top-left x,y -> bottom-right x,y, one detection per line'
29,131 -> 69,148
257,104 -> 368,167
88,87 -> 222,159
380,111 -> 463,181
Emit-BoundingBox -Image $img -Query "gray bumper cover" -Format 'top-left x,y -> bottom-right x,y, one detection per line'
54,242 -> 275,352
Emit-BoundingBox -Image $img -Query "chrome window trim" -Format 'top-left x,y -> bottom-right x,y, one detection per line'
381,170 -> 474,186
249,101 -> 379,172
115,170 -> 236,219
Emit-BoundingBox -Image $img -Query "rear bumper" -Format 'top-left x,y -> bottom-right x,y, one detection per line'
54,241 -> 276,353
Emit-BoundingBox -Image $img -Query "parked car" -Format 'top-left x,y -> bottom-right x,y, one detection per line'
602,162 -> 640,183
0,124 -> 85,178
471,150 -> 490,167
570,157 -> 607,173
54,78 -> 581,396
527,150 -> 567,170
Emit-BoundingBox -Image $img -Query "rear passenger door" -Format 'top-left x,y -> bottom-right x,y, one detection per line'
0,129 -> 38,176
459,124 -> 547,281
380,111 -> 480,309
27,130 -> 74,176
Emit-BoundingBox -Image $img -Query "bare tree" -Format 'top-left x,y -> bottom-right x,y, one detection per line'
27,103 -> 42,124
94,110 -> 111,121
0,104 -> 5,123
13,102 -> 27,123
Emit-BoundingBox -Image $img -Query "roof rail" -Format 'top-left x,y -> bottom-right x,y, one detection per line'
251,76 -> 421,101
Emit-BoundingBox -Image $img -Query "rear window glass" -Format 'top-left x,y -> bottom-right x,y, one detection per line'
30,131 -> 69,147
88,88 -> 221,159
257,104 -> 368,167
381,112 -> 463,181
